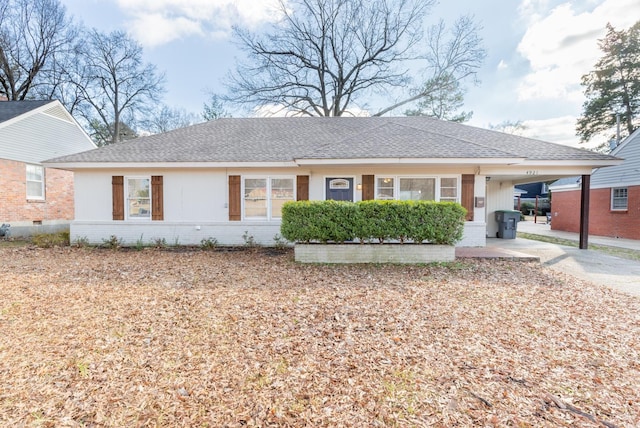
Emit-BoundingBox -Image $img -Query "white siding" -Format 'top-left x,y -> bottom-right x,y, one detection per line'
164,171 -> 228,221
591,130 -> 640,189
485,179 -> 515,238
74,169 -> 230,222
74,172 -> 113,221
71,221 -> 283,246
72,166 -> 489,247
0,109 -> 95,164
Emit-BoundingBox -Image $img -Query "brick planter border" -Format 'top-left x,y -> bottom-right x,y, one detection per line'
294,243 -> 455,264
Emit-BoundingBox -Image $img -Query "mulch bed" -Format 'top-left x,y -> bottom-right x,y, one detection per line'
1,246 -> 638,427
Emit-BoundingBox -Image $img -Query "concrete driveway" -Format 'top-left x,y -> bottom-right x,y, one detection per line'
490,220 -> 640,297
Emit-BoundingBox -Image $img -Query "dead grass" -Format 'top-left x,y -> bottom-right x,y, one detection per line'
0,238 -> 29,248
1,247 -> 639,427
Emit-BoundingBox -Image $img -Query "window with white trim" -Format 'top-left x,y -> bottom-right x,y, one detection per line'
611,187 -> 628,211
376,177 -> 395,199
244,177 -> 295,220
375,176 -> 459,202
439,177 -> 458,202
26,164 -> 45,200
127,177 -> 151,219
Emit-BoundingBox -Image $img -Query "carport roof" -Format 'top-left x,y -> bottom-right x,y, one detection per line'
44,116 -> 620,166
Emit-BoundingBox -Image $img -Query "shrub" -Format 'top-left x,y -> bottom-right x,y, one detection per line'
242,230 -> 257,247
73,236 -> 90,248
281,200 -> 466,245
102,235 -> 122,249
273,234 -> 289,250
135,234 -> 145,250
152,237 -> 167,248
408,201 -> 466,244
358,200 -> 397,243
280,200 -> 358,243
200,237 -> 218,250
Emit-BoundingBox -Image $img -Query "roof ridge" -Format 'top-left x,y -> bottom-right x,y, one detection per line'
383,119 -> 522,158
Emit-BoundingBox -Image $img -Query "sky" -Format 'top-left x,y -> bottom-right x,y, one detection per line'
59,0 -> 640,148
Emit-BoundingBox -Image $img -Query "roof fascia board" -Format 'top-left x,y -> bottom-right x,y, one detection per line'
42,161 -> 300,169
519,159 -> 622,167
480,165 -> 595,176
590,180 -> 640,190
548,184 -> 581,192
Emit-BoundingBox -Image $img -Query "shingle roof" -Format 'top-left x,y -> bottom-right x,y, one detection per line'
44,116 -> 619,164
0,100 -> 53,123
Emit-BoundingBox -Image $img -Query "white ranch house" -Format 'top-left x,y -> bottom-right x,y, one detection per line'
44,117 -> 621,247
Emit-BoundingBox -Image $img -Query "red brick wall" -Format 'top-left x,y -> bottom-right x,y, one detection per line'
0,158 -> 75,223
551,185 -> 640,240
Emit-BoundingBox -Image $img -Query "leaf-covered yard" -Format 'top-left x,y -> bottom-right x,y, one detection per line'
1,247 -> 639,427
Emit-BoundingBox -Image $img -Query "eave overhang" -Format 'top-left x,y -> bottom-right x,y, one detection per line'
42,161 -> 300,170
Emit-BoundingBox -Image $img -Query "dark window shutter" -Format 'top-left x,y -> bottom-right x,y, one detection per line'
151,176 -> 164,221
362,175 -> 375,200
229,175 -> 241,221
461,174 -> 474,221
112,176 -> 124,220
296,175 -> 309,201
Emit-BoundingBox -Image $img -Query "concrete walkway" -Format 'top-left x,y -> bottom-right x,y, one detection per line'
456,219 -> 640,297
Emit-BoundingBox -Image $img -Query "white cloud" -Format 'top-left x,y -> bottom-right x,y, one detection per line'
516,0 -> 640,102
115,0 -> 285,47
520,115 -> 604,149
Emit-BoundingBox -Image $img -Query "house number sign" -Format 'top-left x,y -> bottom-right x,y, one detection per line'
525,170 -> 539,176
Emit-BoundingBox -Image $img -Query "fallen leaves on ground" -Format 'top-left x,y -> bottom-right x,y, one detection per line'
0,247 -> 638,427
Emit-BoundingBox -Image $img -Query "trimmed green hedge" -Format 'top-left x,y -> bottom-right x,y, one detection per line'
281,200 -> 466,245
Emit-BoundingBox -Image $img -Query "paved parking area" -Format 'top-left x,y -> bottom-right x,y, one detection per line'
480,220 -> 640,297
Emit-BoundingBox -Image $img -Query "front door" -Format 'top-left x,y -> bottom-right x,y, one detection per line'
326,177 -> 354,201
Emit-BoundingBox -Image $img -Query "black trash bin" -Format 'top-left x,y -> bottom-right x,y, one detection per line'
495,210 -> 520,239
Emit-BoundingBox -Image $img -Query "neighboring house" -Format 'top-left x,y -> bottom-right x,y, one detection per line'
514,182 -> 551,213
0,100 -> 96,237
518,182 -> 550,200
43,117 -> 620,247
549,128 -> 640,240
513,187 -> 527,211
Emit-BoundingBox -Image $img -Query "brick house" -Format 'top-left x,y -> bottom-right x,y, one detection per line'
549,128 -> 640,240
0,100 -> 96,236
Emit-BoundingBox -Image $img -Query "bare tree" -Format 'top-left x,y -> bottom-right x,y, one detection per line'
144,105 -> 200,134
71,30 -> 165,145
374,15 -> 485,116
34,36 -> 86,114
489,120 -> 529,136
226,0 -> 433,116
0,0 -> 77,100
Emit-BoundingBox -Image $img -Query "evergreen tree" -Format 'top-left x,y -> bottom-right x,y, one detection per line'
403,73 -> 472,122
576,22 -> 640,143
